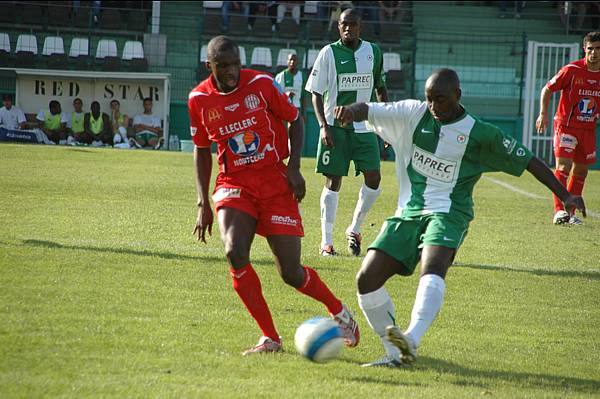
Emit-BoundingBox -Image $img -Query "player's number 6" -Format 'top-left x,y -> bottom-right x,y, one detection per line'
322,150 -> 330,165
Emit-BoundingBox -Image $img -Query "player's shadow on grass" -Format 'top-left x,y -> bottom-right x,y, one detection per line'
414,356 -> 600,394
453,262 -> 600,280
20,239 -> 269,266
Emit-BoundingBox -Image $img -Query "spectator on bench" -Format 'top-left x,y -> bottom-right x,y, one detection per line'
68,98 -> 85,144
109,99 -> 130,145
36,100 -> 69,144
83,101 -> 111,147
0,94 -> 27,130
131,97 -> 163,149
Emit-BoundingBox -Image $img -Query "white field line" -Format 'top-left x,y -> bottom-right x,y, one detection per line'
483,176 -> 600,219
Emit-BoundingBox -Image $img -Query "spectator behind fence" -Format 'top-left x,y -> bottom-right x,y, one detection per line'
37,100 -> 69,144
68,98 -> 85,144
355,1 -> 381,36
221,1 -> 246,33
276,1 -> 302,27
498,1 -> 525,19
378,1 -> 404,22
83,101 -> 111,147
109,99 -> 130,146
132,97 -> 163,149
0,94 -> 27,130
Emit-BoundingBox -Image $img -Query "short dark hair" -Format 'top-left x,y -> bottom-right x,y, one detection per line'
143,97 -> 152,103
49,100 -> 60,108
73,98 -> 82,104
110,99 -> 120,105
91,101 -> 100,108
583,31 -> 600,46
207,35 -> 239,61
3,93 -> 13,101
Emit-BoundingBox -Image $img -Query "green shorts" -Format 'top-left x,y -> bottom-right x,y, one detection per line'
316,126 -> 380,176
136,131 -> 159,145
368,214 -> 469,275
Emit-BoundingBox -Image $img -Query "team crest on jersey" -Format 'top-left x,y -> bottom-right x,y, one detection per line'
244,94 -> 260,110
228,130 -> 260,157
457,134 -> 466,144
207,107 -> 223,122
578,97 -> 596,116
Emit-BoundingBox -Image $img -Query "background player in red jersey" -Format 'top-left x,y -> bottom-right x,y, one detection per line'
188,36 -> 359,355
536,31 -> 600,225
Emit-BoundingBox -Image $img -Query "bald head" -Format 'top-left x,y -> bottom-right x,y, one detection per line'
339,8 -> 361,23
424,68 -> 463,123
207,35 -> 239,61
338,8 -> 361,48
425,69 -> 460,93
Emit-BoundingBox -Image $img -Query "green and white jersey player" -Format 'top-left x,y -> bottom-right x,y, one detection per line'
274,53 -> 306,113
335,68 -> 587,368
305,8 -> 388,257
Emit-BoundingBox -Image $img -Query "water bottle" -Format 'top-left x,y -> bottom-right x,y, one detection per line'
169,134 -> 180,151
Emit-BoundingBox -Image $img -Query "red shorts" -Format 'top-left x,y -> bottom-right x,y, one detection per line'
212,162 -> 304,237
553,122 -> 597,164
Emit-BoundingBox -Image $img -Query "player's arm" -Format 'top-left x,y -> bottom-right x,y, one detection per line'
193,145 -> 213,243
83,113 -> 91,134
312,92 -> 335,148
102,114 -> 111,135
334,102 -> 369,126
526,156 -> 586,216
287,114 -> 306,203
535,85 -> 552,133
375,86 -> 388,102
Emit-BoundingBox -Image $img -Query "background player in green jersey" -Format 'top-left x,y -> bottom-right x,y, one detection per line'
335,68 -> 586,368
305,8 -> 388,257
274,53 -> 307,118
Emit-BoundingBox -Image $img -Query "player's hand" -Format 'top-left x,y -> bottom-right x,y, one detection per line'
334,105 -> 354,127
193,205 -> 213,243
535,114 -> 548,134
563,195 -> 586,218
320,125 -> 334,148
287,167 -> 306,203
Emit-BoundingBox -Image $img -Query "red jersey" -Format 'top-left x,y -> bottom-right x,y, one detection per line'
188,69 -> 299,174
546,58 -> 600,130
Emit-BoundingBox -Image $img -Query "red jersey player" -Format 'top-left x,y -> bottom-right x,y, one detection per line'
189,36 -> 359,355
536,31 -> 600,225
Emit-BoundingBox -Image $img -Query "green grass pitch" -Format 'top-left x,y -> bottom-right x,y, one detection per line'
1,143 -> 599,398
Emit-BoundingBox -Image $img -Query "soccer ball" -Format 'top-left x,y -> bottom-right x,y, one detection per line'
294,317 -> 344,363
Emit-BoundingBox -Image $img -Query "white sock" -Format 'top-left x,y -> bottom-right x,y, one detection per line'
358,287 -> 400,359
320,187 -> 339,247
347,184 -> 381,234
118,126 -> 128,142
405,274 -> 446,347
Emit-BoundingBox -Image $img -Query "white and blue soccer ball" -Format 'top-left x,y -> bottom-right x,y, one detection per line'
294,317 -> 344,363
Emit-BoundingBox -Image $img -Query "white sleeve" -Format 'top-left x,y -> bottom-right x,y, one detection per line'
17,109 -> 26,124
304,46 -> 329,95
67,113 -> 72,128
36,109 -> 45,121
152,116 -> 161,128
275,72 -> 284,88
366,100 -> 425,145
60,113 -> 68,124
132,115 -> 141,126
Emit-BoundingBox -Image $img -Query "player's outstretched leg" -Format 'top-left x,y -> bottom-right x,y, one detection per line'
356,249 -> 405,367
346,183 -> 381,256
230,265 -> 283,355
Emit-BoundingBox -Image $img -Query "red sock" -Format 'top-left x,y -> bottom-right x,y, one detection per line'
296,266 -> 343,315
230,264 -> 279,342
567,174 -> 586,215
553,169 -> 569,212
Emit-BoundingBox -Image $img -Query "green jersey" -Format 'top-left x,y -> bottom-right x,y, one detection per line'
306,39 -> 385,132
366,100 -> 534,222
275,69 -> 305,109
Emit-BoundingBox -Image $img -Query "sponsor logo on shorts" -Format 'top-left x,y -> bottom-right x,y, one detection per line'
224,103 -> 240,112
207,108 -> 223,122
190,127 -> 197,136
244,94 -> 261,110
411,146 -> 457,183
516,148 -> 526,157
338,73 -> 373,91
212,187 -> 241,202
503,137 -> 517,153
559,133 -> 578,149
270,215 -> 299,226
586,151 -> 596,160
